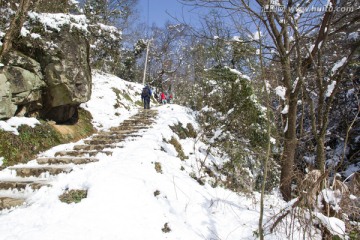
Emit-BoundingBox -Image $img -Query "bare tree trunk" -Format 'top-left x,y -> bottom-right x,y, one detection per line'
0,0 -> 32,61
280,90 -> 298,201
257,25 -> 271,240
316,137 -> 326,173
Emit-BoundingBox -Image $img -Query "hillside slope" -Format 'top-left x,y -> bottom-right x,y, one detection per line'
0,72 -> 304,240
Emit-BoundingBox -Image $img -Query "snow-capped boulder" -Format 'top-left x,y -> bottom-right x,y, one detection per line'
0,12 -> 91,123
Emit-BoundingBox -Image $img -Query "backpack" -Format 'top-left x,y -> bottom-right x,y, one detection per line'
141,87 -> 150,98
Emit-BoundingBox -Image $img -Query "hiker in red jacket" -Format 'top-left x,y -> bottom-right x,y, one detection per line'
169,93 -> 173,103
161,92 -> 166,104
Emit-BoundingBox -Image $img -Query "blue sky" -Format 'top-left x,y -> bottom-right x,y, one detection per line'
137,0 -> 198,27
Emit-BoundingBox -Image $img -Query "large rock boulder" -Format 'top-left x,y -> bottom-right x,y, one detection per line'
0,12 -> 91,123
25,25 -> 91,123
0,51 -> 45,118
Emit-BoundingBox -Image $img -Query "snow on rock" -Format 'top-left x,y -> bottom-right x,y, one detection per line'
0,117 -> 40,135
27,12 -> 88,33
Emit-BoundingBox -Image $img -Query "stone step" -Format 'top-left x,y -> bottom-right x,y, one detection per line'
37,157 -> 99,165
55,150 -> 112,157
111,124 -> 147,129
101,126 -> 136,134
83,139 -> 122,145
130,116 -> 156,120
93,132 -> 135,138
122,134 -> 142,138
139,109 -> 157,112
120,123 -> 153,128
122,119 -> 154,125
92,133 -> 141,141
122,119 -> 140,123
0,180 -> 49,190
73,144 -> 121,151
0,197 -> 26,210
9,166 -> 72,177
137,111 -> 158,116
104,130 -> 139,135
91,135 -> 127,141
119,123 -> 150,127
98,129 -> 135,135
126,117 -> 155,122
110,126 -> 149,131
129,117 -> 148,120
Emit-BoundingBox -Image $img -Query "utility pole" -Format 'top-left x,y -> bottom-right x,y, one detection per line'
142,40 -> 151,85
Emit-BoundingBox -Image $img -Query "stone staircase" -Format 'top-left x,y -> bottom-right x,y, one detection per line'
0,109 -> 157,211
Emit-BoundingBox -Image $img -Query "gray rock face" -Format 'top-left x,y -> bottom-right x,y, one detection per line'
32,27 -> 92,122
0,72 -> 16,119
0,13 -> 92,123
42,31 -> 91,106
0,51 -> 45,118
5,66 -> 44,102
2,50 -> 43,79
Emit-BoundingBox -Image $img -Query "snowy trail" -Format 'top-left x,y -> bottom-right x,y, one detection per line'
0,105 -> 286,240
0,72 -> 290,240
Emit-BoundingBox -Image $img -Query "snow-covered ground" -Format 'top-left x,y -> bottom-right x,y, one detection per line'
0,71 -> 306,240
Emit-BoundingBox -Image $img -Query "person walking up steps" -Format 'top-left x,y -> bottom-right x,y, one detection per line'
160,92 -> 166,104
141,84 -> 152,109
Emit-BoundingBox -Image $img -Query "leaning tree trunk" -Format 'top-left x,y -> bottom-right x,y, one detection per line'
0,0 -> 32,61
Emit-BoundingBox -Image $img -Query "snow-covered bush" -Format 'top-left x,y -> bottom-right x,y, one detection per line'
195,66 -> 279,192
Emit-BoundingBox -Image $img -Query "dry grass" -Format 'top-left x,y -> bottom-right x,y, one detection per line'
59,189 -> 88,204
